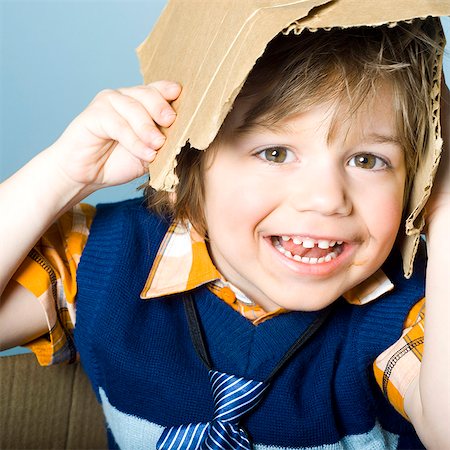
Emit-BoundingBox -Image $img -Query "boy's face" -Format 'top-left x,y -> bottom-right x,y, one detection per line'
203,85 -> 406,312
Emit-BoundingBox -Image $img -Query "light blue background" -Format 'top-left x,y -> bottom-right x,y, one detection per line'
0,0 -> 167,201
0,0 -> 167,356
0,4 -> 449,356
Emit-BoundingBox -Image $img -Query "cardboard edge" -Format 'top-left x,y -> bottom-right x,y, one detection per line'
143,0 -> 333,191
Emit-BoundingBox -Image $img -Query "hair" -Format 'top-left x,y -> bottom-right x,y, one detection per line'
147,17 -> 444,237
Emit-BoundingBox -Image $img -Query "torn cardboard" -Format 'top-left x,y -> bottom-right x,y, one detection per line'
137,0 -> 450,277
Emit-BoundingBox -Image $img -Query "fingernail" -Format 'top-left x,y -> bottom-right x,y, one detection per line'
163,109 -> 177,122
152,133 -> 166,147
145,148 -> 156,159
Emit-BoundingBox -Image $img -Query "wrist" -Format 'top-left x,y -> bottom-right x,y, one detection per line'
40,144 -> 100,207
10,148 -> 95,223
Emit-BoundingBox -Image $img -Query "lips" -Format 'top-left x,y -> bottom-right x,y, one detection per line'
271,235 -> 344,265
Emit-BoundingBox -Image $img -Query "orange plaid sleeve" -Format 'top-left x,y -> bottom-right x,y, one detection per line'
373,298 -> 425,420
12,203 -> 96,366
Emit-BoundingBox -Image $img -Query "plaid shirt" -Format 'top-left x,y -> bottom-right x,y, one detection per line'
12,204 -> 424,419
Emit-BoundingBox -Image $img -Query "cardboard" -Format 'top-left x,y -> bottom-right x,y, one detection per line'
137,0 -> 450,276
0,353 -> 107,449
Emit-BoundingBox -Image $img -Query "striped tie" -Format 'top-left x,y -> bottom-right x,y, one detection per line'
157,369 -> 269,449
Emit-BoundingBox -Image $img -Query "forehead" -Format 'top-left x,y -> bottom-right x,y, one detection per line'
223,81 -> 400,146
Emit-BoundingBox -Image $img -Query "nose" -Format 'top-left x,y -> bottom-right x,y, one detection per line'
288,158 -> 352,217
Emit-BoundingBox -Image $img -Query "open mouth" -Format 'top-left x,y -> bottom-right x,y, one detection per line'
271,235 -> 344,265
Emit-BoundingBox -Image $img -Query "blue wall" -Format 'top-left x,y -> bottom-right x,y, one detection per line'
0,0 -> 167,203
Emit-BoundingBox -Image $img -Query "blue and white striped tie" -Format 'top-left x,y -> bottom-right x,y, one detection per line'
157,369 -> 269,449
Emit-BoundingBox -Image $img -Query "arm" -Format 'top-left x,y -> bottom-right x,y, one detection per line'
404,83 -> 450,449
0,81 -> 181,349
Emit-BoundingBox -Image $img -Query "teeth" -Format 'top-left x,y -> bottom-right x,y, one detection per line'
273,236 -> 340,265
318,240 -> 330,249
277,236 -> 343,250
302,238 -> 315,248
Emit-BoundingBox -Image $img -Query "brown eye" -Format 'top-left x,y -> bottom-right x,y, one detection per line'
348,153 -> 387,170
259,147 -> 294,164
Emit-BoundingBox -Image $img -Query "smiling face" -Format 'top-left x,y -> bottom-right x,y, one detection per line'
203,85 -> 406,312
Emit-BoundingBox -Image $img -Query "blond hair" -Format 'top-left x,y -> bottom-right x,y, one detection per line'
147,18 -> 443,237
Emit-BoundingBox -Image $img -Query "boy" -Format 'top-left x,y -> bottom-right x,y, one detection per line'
1,18 -> 449,450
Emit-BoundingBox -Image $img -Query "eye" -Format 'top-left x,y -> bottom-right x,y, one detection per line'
348,153 -> 389,170
256,146 -> 296,164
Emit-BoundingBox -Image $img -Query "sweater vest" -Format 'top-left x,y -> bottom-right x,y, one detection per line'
76,197 -> 426,449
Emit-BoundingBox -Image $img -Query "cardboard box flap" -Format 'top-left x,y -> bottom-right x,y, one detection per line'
402,34 -> 445,277
138,0 -> 332,191
285,0 -> 450,31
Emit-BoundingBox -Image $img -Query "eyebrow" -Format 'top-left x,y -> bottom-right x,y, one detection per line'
235,121 -> 297,137
236,123 -> 402,147
361,133 -> 403,147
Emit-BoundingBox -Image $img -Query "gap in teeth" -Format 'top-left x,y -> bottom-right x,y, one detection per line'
272,236 -> 341,264
279,236 -> 342,250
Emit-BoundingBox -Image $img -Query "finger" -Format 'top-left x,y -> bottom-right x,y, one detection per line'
147,80 -> 182,101
91,109 -> 157,162
103,90 -> 167,150
118,82 -> 181,128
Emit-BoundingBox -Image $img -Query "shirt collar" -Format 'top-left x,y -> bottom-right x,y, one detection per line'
141,221 -> 221,299
140,220 -> 394,307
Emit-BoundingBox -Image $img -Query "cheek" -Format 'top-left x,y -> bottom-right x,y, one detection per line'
205,183 -> 269,242
204,162 -> 277,233
361,185 -> 404,244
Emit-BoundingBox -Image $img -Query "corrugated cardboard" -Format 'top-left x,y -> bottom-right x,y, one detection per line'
0,353 -> 107,449
137,0 -> 450,277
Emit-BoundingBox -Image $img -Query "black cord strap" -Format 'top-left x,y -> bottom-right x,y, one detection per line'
184,293 -> 334,381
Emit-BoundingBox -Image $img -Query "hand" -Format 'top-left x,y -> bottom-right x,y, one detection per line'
426,80 -> 450,228
47,80 -> 181,191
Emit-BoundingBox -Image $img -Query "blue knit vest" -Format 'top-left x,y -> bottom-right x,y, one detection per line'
75,198 -> 426,449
